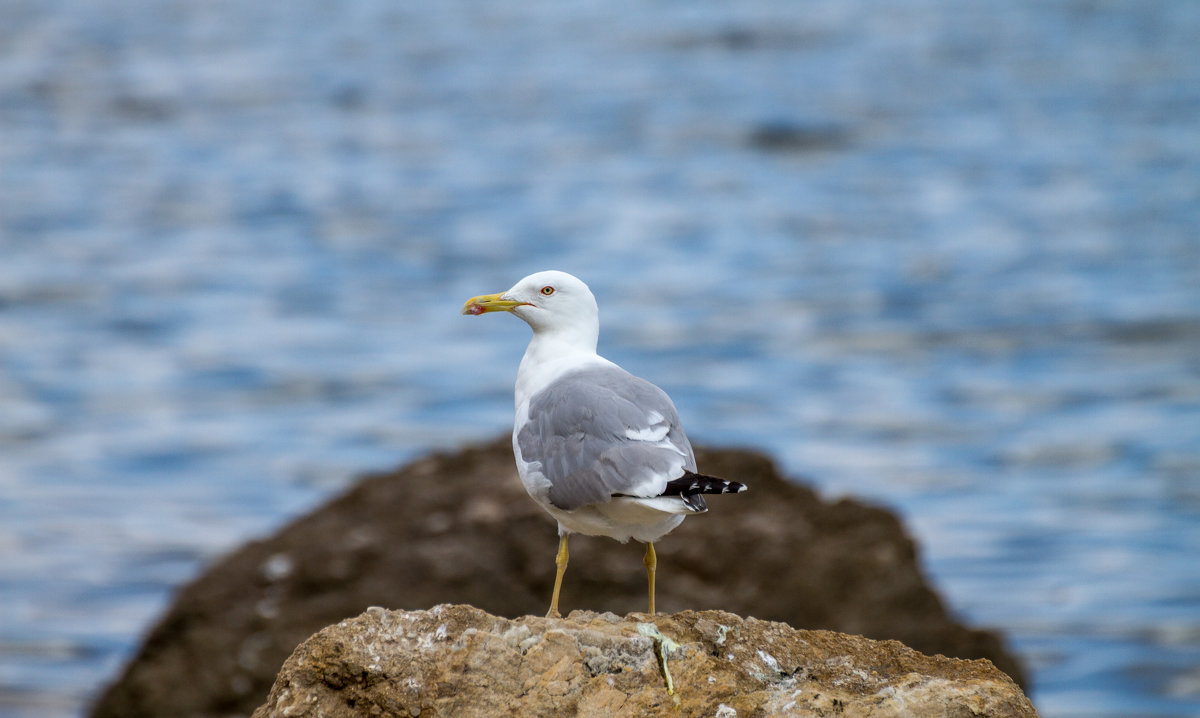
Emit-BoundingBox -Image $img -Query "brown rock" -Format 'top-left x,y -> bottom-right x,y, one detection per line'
253,604 -> 1038,718
90,437 -> 1028,718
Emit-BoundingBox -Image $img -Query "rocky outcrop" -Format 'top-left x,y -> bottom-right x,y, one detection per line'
91,437 -> 1027,718
253,604 -> 1037,718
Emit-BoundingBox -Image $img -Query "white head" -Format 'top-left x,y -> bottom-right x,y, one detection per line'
462,270 -> 599,348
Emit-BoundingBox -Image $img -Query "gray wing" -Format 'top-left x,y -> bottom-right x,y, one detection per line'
517,365 -> 697,511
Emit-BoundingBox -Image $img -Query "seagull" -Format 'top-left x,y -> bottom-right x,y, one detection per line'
462,270 -> 746,616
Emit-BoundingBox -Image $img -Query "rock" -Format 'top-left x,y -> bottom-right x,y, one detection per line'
252,604 -> 1038,718
747,121 -> 850,153
91,437 -> 1027,718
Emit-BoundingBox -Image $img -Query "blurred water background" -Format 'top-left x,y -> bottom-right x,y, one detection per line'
1,0 -> 1198,716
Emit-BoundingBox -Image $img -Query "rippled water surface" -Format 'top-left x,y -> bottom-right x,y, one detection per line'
1,1 -> 1198,716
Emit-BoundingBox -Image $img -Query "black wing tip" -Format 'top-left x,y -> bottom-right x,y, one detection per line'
665,472 -> 748,497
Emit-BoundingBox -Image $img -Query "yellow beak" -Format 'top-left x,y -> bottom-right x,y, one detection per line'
461,292 -> 529,316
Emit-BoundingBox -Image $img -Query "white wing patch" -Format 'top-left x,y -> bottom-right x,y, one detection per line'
625,426 -> 668,441
624,410 -> 669,442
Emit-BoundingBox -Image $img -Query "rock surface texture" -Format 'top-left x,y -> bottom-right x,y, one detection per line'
253,604 -> 1037,718
92,437 -> 1027,718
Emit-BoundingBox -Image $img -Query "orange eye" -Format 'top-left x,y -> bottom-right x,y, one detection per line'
540,286 -> 555,296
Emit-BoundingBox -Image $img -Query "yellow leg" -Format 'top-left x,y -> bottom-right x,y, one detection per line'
547,534 -> 569,618
643,542 -> 657,615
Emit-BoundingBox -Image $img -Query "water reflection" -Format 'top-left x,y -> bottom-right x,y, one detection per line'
1,1 -> 1198,716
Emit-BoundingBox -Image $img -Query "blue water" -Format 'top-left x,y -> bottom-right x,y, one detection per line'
1,1 -> 1198,716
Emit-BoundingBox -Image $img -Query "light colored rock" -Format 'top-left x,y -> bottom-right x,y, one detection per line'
253,604 -> 1038,718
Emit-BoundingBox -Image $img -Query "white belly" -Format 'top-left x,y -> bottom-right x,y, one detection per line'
545,498 -> 688,544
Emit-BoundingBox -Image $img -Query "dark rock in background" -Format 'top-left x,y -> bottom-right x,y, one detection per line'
746,121 -> 851,153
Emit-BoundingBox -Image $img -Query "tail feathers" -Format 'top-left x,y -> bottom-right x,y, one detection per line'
659,471 -> 747,512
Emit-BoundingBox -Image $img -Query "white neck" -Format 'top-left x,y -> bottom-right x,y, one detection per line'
514,325 -> 605,409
